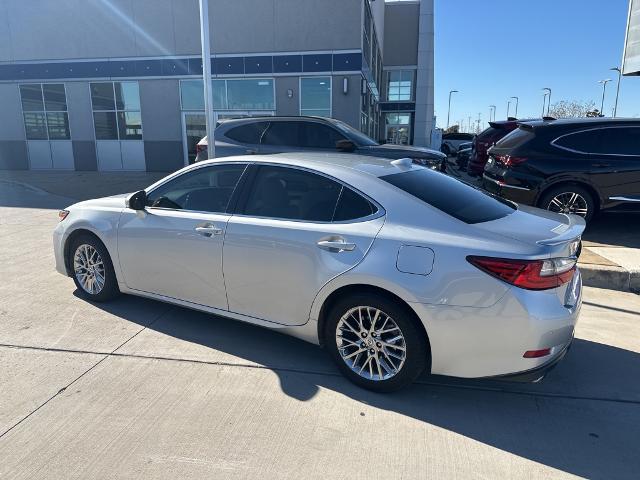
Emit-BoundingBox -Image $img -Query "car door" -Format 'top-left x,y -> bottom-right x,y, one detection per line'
117,162 -> 248,309
223,164 -> 385,326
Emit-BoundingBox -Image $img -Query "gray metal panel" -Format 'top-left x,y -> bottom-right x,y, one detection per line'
0,0 -> 12,62
72,141 -> 98,171
131,0 -> 176,57
383,3 -> 419,66
210,0 -> 276,54
331,75 -> 361,130
0,141 -> 28,169
143,141 -> 184,172
275,77 -> 299,116
623,0 -> 640,75
274,0 -> 361,52
66,82 -> 95,141
0,83 -> 24,141
173,0 -> 200,55
139,80 -> 182,141
413,0 -> 435,147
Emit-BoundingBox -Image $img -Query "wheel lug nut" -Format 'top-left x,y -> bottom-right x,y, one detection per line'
361,332 -> 367,338
376,342 -> 381,348
369,349 -> 375,354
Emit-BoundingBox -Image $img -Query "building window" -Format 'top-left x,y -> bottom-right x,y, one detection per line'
300,77 -> 331,117
90,82 -> 142,140
179,79 -> 274,111
387,70 -> 414,102
20,83 -> 70,140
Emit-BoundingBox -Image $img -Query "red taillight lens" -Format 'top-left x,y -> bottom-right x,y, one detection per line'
467,256 -> 576,290
58,210 -> 69,222
496,155 -> 528,167
523,348 -> 551,358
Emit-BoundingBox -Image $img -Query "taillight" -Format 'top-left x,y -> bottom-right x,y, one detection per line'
495,154 -> 527,167
467,256 -> 577,290
58,210 -> 69,222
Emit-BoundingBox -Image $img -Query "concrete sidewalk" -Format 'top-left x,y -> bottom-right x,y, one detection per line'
2,168 -> 639,293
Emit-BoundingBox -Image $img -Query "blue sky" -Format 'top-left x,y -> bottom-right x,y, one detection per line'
434,0 -> 638,130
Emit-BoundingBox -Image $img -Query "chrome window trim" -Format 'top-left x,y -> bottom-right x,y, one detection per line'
235,161 -> 386,224
551,125 -> 640,157
609,196 -> 640,202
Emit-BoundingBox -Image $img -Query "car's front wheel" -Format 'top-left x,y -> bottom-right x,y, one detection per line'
325,294 -> 429,392
69,233 -> 120,302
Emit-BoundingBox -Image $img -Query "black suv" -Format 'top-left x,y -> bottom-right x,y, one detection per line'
196,116 -> 446,169
482,118 -> 640,221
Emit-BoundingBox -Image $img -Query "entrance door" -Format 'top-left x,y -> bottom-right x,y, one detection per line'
182,111 -> 275,166
385,113 -> 412,145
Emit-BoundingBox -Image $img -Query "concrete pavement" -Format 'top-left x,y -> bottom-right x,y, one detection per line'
1,182 -> 640,478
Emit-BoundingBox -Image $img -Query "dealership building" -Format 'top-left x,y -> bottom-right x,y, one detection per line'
0,0 -> 434,172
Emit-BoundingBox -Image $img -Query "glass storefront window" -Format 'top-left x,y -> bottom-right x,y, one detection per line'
90,81 -> 142,140
387,70 -> 414,101
301,77 -> 331,117
20,83 -> 70,140
180,79 -> 273,111
385,112 -> 411,145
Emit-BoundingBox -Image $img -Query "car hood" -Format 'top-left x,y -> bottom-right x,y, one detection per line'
359,144 -> 446,160
474,204 -> 586,249
70,193 -> 129,210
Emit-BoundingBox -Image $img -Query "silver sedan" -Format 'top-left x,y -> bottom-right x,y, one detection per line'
53,153 -> 584,391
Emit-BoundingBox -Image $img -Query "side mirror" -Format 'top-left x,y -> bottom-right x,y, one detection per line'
336,139 -> 356,152
126,190 -> 147,211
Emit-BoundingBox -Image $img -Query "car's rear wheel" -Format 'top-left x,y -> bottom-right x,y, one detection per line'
325,294 -> 428,392
69,234 -> 120,302
539,185 -> 596,222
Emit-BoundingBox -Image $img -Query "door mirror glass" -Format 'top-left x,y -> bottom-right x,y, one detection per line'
336,139 -> 356,152
127,190 -> 148,210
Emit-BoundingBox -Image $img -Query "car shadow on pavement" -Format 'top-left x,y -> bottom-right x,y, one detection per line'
583,212 -> 640,249
84,293 -> 640,479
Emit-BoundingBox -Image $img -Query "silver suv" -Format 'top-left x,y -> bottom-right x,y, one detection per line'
196,116 -> 446,169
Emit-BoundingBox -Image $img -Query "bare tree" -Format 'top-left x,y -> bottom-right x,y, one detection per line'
547,100 -> 597,119
444,125 -> 460,134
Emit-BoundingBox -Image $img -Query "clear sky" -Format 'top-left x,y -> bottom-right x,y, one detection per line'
434,0 -> 639,130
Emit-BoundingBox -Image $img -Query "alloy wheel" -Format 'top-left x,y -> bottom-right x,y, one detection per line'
336,306 -> 407,381
73,244 -> 106,295
546,192 -> 589,218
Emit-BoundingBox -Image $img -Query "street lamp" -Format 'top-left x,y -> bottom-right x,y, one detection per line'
446,90 -> 459,129
542,88 -> 552,117
610,67 -> 622,117
598,79 -> 612,117
506,100 -> 511,119
489,105 -> 496,122
198,0 -> 215,159
510,96 -> 519,118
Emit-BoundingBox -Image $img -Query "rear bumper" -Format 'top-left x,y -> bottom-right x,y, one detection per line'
482,173 -> 538,204
486,339 -> 572,383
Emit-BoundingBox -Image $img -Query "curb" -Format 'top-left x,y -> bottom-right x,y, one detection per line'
579,263 -> 640,294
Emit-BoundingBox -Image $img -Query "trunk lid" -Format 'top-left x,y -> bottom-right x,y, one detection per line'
474,204 -> 585,252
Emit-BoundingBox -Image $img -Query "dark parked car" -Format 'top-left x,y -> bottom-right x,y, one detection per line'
440,132 -> 475,156
482,118 -> 640,221
455,147 -> 473,170
195,116 -> 446,169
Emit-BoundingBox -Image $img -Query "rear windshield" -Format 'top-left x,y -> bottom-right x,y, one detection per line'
381,169 -> 515,224
495,127 -> 535,149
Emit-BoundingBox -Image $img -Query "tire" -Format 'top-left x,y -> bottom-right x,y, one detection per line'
325,294 -> 429,392
441,144 -> 451,156
538,184 -> 596,223
68,233 -> 120,302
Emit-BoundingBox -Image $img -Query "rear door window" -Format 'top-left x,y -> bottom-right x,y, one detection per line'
261,121 -> 300,146
591,127 -> 640,155
225,122 -> 269,144
333,187 -> 377,221
299,122 -> 346,148
381,169 -> 515,224
554,130 -> 601,153
495,127 -> 535,149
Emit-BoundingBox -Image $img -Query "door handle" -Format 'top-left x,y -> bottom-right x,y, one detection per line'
592,163 -> 611,168
317,240 -> 356,252
246,149 -> 257,155
195,224 -> 224,237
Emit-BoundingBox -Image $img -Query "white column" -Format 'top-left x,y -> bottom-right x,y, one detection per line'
199,0 -> 216,159
413,0 -> 435,147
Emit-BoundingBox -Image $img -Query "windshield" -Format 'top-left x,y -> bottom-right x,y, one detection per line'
332,119 -> 379,147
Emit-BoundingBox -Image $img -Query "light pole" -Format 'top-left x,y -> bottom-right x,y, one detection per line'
446,90 -> 458,129
598,79 -> 612,117
543,88 -> 552,116
510,96 -> 519,118
610,67 -> 622,117
506,100 -> 511,119
489,105 -> 496,122
542,93 -> 548,117
198,0 -> 215,159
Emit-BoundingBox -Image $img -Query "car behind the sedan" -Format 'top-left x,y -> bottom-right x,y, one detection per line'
54,153 -> 584,391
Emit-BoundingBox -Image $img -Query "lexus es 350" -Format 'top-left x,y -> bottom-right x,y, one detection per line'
53,153 -> 584,391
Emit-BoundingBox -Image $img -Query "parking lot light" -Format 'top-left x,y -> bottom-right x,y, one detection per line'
598,79 -> 612,117
542,88 -> 552,117
510,96 -> 519,117
610,67 -> 622,117
447,90 -> 459,129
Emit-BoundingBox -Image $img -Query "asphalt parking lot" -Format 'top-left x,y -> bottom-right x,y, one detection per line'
1,182 -> 640,479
